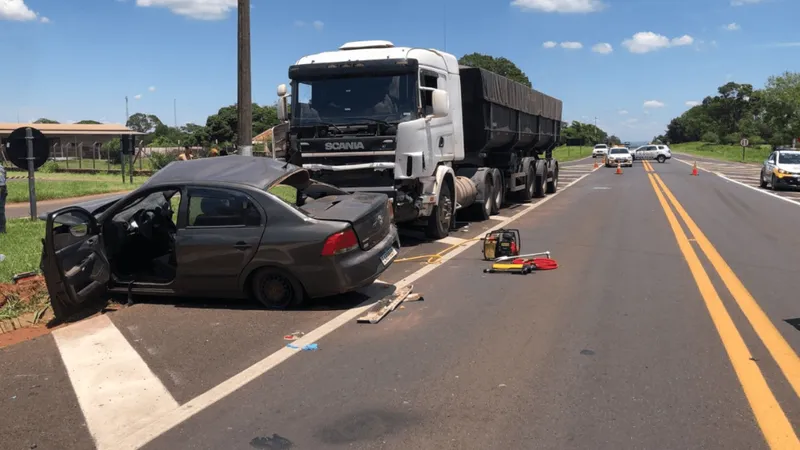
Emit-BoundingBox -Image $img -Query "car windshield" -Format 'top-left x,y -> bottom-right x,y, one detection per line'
610,149 -> 629,154
594,145 -> 607,149
778,153 -> 800,164
292,74 -> 417,126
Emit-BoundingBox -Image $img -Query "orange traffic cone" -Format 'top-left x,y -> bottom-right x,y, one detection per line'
615,161 -> 623,175
691,161 -> 699,176
593,159 -> 598,169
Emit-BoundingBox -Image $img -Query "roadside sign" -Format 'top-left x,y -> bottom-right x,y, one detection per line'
740,138 -> 749,147
5,126 -> 50,170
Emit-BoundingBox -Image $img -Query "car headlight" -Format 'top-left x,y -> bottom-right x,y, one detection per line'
778,168 -> 788,174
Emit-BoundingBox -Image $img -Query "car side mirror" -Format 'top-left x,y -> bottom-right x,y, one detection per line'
69,223 -> 88,238
430,89 -> 449,119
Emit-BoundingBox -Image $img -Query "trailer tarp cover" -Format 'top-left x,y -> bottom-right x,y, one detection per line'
459,66 -> 563,122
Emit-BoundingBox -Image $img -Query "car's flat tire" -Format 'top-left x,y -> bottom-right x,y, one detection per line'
251,267 -> 304,310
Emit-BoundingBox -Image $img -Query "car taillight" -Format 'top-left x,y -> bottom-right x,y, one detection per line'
386,199 -> 394,222
321,228 -> 359,256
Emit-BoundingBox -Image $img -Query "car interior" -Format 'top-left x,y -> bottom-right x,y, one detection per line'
103,188 -> 180,284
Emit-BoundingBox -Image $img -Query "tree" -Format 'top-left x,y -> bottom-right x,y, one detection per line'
458,53 -> 532,88
34,118 -> 59,124
126,113 -> 163,134
205,103 -> 279,146
76,120 -> 101,125
607,135 -> 622,145
561,121 -> 608,145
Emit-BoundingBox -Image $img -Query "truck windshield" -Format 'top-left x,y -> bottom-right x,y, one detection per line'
292,74 -> 416,126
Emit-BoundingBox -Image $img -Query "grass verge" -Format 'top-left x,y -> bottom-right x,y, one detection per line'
5,173 -> 144,203
0,219 -> 45,283
552,146 -> 594,162
670,142 -> 773,164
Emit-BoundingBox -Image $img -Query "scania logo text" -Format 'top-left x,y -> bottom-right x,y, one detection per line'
325,142 -> 365,151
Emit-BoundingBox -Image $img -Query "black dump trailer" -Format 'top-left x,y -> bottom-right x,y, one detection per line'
458,66 -> 563,169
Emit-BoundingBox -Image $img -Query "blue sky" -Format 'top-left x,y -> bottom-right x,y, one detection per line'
1,0 -> 797,141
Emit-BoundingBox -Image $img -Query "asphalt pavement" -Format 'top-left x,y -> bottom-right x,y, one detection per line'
1,158 -> 799,450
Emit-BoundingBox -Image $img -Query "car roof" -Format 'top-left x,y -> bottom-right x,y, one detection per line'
144,155 -> 309,188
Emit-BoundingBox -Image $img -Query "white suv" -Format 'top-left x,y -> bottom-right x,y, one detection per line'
634,144 -> 672,163
592,144 -> 609,158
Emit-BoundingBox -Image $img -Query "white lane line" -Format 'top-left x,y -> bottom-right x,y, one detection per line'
488,215 -> 506,221
398,230 -> 466,246
114,170 -> 595,450
53,315 -> 179,450
714,171 -> 800,207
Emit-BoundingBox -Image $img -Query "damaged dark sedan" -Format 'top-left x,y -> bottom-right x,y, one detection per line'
40,156 -> 400,319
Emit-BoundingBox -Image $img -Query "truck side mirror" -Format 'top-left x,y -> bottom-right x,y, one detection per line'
431,89 -> 449,118
277,97 -> 288,122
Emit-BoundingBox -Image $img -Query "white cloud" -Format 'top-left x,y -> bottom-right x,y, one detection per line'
724,22 -> 740,31
618,110 -> 629,115
0,0 -> 38,21
767,42 -> 800,48
135,0 -> 236,20
622,32 -> 695,53
312,20 -> 324,31
134,94 -> 142,100
294,20 -> 305,27
511,0 -> 605,13
148,86 -> 156,92
592,42 -> 613,54
542,41 -> 557,49
643,100 -> 665,108
40,16 -> 50,23
671,35 -> 694,46
685,100 -> 701,107
731,0 -> 764,5
560,41 -> 583,49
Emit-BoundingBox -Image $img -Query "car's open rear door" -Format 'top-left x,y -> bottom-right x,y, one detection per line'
41,207 -> 110,320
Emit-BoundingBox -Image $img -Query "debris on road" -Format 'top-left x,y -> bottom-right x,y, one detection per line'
287,343 -> 318,351
356,284 -> 414,324
404,293 -> 423,302
283,331 -> 305,341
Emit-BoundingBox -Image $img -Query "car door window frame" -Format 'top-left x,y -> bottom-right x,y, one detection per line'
185,186 -> 266,229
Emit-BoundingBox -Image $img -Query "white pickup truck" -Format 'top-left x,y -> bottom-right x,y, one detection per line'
633,144 -> 671,163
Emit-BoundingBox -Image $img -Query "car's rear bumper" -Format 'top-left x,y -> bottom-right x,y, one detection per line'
303,225 -> 400,298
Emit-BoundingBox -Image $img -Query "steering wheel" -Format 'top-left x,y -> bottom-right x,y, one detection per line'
132,209 -> 156,239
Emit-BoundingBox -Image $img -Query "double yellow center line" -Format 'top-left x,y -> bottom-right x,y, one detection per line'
643,163 -> 799,448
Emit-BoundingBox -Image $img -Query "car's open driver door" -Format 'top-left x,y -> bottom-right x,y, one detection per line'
41,207 -> 111,320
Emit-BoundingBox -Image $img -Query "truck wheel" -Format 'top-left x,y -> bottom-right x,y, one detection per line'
490,170 -> 503,215
533,166 -> 546,198
546,165 -> 558,194
518,164 -> 535,202
475,177 -> 493,221
426,180 -> 453,239
657,155 -> 666,163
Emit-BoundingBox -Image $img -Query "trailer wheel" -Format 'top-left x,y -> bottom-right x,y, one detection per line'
426,180 -> 453,239
533,165 -> 546,198
546,164 -> 558,194
518,164 -> 535,202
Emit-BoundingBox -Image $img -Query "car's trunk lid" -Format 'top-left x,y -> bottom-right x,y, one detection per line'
301,193 -> 391,251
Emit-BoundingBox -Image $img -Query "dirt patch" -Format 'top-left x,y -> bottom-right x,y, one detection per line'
0,275 -> 46,307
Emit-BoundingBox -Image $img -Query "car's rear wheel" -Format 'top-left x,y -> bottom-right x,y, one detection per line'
657,155 -> 666,163
252,268 -> 304,310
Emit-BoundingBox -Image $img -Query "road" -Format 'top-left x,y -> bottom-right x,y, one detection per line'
5,191 -> 130,219
1,158 -> 799,450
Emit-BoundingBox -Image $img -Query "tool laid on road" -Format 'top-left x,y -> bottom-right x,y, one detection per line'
484,251 -> 558,275
692,161 -> 699,176
482,229 -> 521,260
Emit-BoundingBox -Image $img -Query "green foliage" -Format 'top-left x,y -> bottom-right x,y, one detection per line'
76,120 -> 101,124
701,131 -> 719,144
149,150 -> 181,171
665,73 -> 800,148
103,137 -> 122,164
457,53 -> 532,88
33,118 -> 59,124
561,121 -> 609,146
39,160 -> 60,173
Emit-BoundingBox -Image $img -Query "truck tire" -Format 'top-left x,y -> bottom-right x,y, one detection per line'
490,169 -> 503,215
533,163 -> 546,198
426,180 -> 453,239
475,177 -> 493,221
546,164 -> 558,194
518,164 -> 536,202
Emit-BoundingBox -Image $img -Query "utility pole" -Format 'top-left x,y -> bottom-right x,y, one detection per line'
173,98 -> 178,127
237,0 -> 253,156
125,96 -> 129,124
